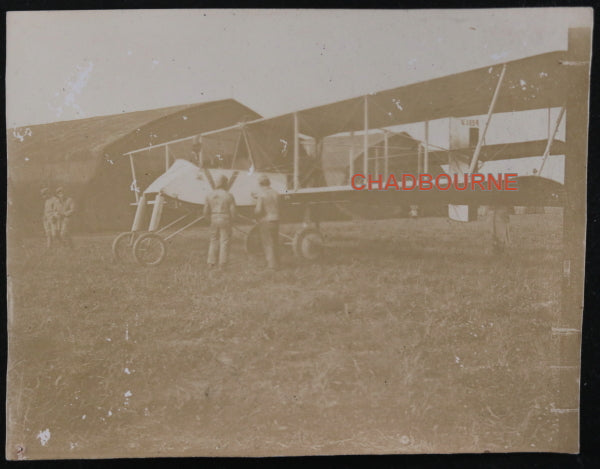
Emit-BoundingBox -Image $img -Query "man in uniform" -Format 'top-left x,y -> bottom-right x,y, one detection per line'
203,174 -> 236,268
255,174 -> 281,270
41,187 -> 60,249
56,186 -> 75,249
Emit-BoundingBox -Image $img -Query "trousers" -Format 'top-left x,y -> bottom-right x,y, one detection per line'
43,216 -> 59,247
208,218 -> 232,266
260,220 -> 280,269
491,210 -> 510,253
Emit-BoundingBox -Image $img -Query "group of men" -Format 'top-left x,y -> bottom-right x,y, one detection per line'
41,186 -> 75,249
203,173 -> 280,270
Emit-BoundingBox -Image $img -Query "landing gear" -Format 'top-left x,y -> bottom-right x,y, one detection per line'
133,233 -> 167,266
290,204 -> 325,261
112,231 -> 139,262
292,226 -> 324,260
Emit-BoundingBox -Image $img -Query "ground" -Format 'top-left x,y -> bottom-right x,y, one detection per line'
6,211 -> 566,459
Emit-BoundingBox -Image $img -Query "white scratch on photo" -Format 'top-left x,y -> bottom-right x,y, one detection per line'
36,429 -> 51,446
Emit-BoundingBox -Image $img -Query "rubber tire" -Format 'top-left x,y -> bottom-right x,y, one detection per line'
112,231 -> 138,263
133,232 -> 167,266
292,227 -> 324,260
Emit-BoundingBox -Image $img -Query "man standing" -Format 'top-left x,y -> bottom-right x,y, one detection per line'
255,174 -> 281,270
490,204 -> 511,255
41,187 -> 59,249
56,187 -> 75,249
204,174 -> 236,268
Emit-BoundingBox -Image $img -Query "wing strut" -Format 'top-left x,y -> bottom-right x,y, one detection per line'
363,95 -> 369,175
538,107 -> 566,176
383,130 -> 389,180
424,121 -> 430,173
129,154 -> 139,203
230,129 -> 243,169
196,136 -> 204,168
293,112 -> 300,190
468,64 -> 507,173
241,125 -> 256,173
348,131 -> 355,184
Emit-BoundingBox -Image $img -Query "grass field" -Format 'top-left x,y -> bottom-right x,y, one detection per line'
6,211 -> 565,459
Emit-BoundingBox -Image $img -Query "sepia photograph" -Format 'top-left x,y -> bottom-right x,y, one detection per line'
5,8 -> 593,459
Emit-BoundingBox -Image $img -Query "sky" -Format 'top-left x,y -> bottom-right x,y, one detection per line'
6,8 -> 592,131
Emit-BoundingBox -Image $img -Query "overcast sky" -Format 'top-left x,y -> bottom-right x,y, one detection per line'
6,8 -> 592,130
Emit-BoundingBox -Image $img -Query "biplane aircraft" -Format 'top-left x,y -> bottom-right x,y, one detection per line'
112,43 -> 579,266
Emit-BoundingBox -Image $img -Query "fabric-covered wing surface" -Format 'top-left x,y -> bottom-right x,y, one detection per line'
294,50 -> 567,138
244,114 -> 296,171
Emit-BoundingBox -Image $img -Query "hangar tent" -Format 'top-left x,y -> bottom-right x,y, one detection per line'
7,99 -> 261,234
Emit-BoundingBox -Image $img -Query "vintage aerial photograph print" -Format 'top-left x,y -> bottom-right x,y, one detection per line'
5,8 -> 592,459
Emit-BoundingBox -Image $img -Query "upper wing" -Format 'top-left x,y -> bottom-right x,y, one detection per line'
296,51 -> 567,138
202,50 -> 567,173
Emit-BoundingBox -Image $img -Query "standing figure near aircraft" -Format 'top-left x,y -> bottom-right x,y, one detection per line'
490,204 -> 511,255
56,187 -> 75,249
41,187 -> 60,249
255,175 -> 281,270
204,175 -> 236,269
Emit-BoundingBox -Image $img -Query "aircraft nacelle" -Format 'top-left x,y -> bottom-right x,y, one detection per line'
142,159 -> 287,207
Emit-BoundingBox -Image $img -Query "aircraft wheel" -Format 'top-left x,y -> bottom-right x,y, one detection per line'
112,231 -> 138,262
292,227 -> 324,260
245,224 -> 263,255
133,233 -> 167,266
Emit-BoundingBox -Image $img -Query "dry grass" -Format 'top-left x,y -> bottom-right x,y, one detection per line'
6,210 -> 564,459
